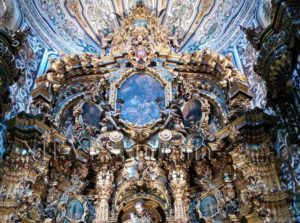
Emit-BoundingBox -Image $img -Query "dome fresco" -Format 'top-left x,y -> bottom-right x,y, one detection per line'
19,0 -> 257,54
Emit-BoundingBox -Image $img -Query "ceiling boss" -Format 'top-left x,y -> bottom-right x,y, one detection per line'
0,1 -> 291,223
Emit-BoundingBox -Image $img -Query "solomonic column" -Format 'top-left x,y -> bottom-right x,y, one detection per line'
94,168 -> 114,223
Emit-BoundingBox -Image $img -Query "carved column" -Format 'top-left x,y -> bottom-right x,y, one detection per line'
95,169 -> 114,223
248,2 -> 300,218
225,109 -> 291,222
93,148 -> 115,223
164,145 -> 190,223
169,169 -> 189,222
0,145 -> 50,222
0,113 -> 68,222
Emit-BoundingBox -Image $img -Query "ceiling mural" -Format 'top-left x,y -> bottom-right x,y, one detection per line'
184,0 -> 247,51
19,0 -> 257,54
162,0 -> 204,35
8,23 -> 46,118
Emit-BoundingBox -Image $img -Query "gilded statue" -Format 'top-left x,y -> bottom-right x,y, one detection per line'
168,31 -> 181,49
124,202 -> 152,223
160,100 -> 184,131
100,104 -> 121,132
97,31 -> 113,52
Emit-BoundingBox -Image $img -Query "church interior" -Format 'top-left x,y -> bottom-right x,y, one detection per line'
0,0 -> 299,222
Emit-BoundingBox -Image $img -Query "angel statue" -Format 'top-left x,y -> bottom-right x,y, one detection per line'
99,104 -> 121,132
124,201 -> 152,223
97,30 -> 113,53
160,100 -> 186,133
168,31 -> 182,49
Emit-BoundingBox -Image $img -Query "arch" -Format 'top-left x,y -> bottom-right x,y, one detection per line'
54,93 -> 85,127
55,95 -> 103,130
113,181 -> 170,212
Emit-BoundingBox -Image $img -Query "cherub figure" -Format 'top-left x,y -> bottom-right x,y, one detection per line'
97,31 -> 113,52
247,175 -> 269,197
88,82 -> 106,103
168,31 -> 181,49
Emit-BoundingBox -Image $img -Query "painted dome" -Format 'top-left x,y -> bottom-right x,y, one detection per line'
19,0 -> 257,54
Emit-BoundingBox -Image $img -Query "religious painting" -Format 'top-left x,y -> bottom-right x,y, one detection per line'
120,200 -> 165,223
61,105 -> 76,143
117,73 -> 165,126
191,135 -> 203,150
81,102 -> 101,128
61,105 -> 75,126
199,195 -> 218,218
182,99 -> 202,127
124,201 -> 153,223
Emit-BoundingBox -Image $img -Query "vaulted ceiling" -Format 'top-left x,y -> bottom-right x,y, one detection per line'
19,0 -> 257,54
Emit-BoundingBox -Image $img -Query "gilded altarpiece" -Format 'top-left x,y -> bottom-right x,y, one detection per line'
0,4 -> 292,223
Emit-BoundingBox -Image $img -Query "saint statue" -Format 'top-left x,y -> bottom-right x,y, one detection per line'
124,202 -> 152,223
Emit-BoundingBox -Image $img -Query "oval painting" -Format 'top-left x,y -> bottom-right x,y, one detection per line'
199,196 -> 218,217
81,102 -> 101,128
182,100 -> 202,127
191,136 -> 203,149
117,73 -> 165,125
